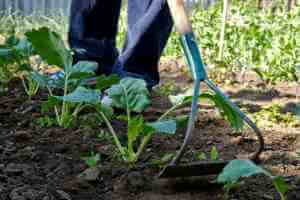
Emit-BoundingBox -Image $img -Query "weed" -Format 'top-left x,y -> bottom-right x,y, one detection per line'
81,152 -> 101,168
196,145 -> 219,161
26,27 -> 100,128
253,104 -> 298,127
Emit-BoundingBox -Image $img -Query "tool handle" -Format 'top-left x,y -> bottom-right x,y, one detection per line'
167,0 -> 192,35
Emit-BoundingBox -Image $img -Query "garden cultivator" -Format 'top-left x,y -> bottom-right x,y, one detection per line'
158,0 -> 265,178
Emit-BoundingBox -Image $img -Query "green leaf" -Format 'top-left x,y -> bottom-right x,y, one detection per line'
272,176 -> 289,198
0,48 -> 12,57
41,96 -> 60,113
175,115 -> 189,128
200,93 -> 244,131
15,38 -> 32,54
197,152 -> 207,160
30,71 -> 64,88
67,61 -> 97,77
210,146 -> 218,160
25,27 -> 72,69
253,68 -> 265,81
145,120 -> 177,135
217,160 -> 270,184
106,77 -> 150,113
54,87 -> 101,104
30,71 -> 50,87
128,116 -> 145,144
95,74 -> 120,91
19,63 -> 31,71
82,152 -> 101,168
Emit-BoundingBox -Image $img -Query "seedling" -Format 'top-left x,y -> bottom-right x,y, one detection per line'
196,145 -> 219,161
25,27 -> 99,128
217,159 -> 289,200
81,152 -> 101,168
22,76 -> 39,99
24,27 -> 176,163
104,78 -> 177,163
0,33 -> 39,98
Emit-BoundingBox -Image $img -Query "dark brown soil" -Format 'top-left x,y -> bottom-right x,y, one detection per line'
0,61 -> 299,200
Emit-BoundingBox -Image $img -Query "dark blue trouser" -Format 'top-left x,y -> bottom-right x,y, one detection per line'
69,0 -> 173,89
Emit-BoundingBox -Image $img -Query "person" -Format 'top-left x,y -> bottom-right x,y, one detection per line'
68,0 -> 201,90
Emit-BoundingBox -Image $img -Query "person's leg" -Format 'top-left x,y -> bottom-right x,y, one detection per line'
113,0 -> 173,89
69,0 -> 121,75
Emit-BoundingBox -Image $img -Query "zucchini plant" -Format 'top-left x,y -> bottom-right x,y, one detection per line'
105,78 -> 177,163
25,27 -> 101,128
24,27 -> 176,163
0,32 -> 39,98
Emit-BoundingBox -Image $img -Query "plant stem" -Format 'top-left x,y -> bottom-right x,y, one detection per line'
135,132 -> 151,159
61,74 -> 69,125
47,87 -> 61,125
97,110 -> 127,161
136,103 -> 181,160
279,193 -> 286,200
72,103 -> 85,117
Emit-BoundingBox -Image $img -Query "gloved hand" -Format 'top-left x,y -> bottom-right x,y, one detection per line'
183,0 -> 201,14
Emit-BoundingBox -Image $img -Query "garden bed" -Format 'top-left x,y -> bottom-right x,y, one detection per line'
0,61 -> 299,200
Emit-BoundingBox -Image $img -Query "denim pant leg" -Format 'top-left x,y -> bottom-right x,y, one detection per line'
70,0 -> 122,75
114,0 -> 173,89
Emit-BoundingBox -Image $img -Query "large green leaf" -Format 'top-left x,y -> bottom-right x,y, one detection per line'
30,71 -> 50,87
54,87 -> 100,104
169,91 -> 243,131
200,93 -> 244,131
95,74 -> 120,91
67,61 -> 97,78
0,49 -> 11,58
106,77 -> 150,113
217,160 -> 288,198
25,27 -> 72,69
272,176 -> 289,198
145,120 -> 177,135
217,159 -> 270,183
30,71 -> 64,88
15,38 -> 32,55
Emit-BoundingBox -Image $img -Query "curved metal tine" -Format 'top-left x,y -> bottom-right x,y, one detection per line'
169,79 -> 201,166
204,79 -> 264,160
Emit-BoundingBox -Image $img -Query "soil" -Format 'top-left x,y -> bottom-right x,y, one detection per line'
0,60 -> 300,200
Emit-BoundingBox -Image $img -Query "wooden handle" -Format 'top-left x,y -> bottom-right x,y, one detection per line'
167,0 -> 193,35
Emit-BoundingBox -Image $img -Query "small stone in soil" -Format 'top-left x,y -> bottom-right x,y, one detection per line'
77,167 -> 100,182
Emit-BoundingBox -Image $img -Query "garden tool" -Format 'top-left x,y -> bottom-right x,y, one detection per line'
158,0 -> 264,178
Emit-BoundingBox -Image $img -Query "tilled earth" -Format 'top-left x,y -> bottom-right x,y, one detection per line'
1,64 -> 300,200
